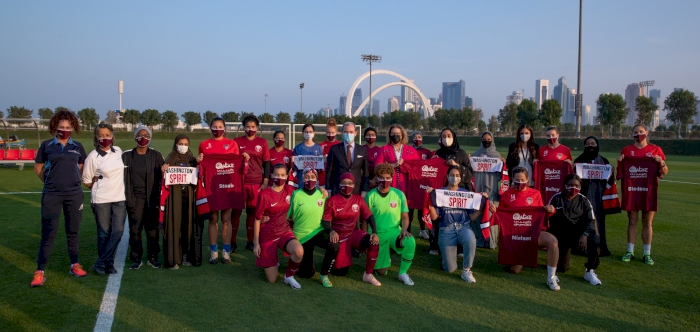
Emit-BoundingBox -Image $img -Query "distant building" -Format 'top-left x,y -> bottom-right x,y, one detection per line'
465,96 -> 474,109
400,81 -> 417,111
339,95 -> 347,115
625,83 -> 645,126
388,97 -> 400,113
583,105 -> 592,125
535,79 -> 550,109
553,77 -> 571,123
442,80 -> 465,110
649,89 -> 662,129
371,99 -> 380,116
506,90 -> 523,106
352,89 -> 362,115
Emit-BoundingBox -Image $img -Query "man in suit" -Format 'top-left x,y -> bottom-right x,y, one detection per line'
326,122 -> 369,197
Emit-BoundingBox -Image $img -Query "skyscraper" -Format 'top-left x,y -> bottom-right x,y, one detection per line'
388,97 -> 399,113
400,80 -> 416,111
649,89 -> 662,128
339,95 -> 347,115
535,79 -> 550,109
352,88 -> 362,115
553,77 -> 570,123
625,83 -> 645,126
506,90 -> 523,106
442,80 -> 465,110
583,105 -> 592,125
465,96 -> 474,109
372,99 -> 380,116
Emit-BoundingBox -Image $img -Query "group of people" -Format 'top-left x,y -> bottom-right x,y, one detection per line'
29,110 -> 668,293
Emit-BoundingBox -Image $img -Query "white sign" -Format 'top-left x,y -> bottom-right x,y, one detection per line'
575,163 -> 612,180
164,167 -> 198,186
294,155 -> 324,170
469,157 -> 503,173
435,189 -> 482,210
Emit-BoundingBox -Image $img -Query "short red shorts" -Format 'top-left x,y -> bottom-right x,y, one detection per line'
244,183 -> 260,208
256,231 -> 296,268
334,229 -> 368,269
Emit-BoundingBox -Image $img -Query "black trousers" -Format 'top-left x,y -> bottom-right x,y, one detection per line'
551,225 -> 601,272
297,232 -> 329,278
188,214 -> 205,266
127,198 -> 160,262
37,192 -> 84,270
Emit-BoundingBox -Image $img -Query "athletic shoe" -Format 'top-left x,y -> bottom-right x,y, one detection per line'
457,253 -> 464,258
221,250 -> 231,264
182,254 -> 192,267
31,270 -> 45,287
230,243 -> 238,254
147,259 -> 162,269
621,252 -> 634,262
170,264 -> 179,270
209,251 -> 218,264
106,266 -> 118,274
398,273 -> 414,286
419,230 -> 430,240
70,263 -> 87,277
92,265 -> 106,276
319,275 -> 333,288
642,255 -> 654,265
352,248 -> 361,258
600,249 -> 612,257
429,250 -> 439,256
548,276 -> 561,291
461,269 -> 476,283
245,242 -> 254,251
130,261 -> 143,270
584,269 -> 601,285
362,272 -> 382,286
284,276 -> 301,290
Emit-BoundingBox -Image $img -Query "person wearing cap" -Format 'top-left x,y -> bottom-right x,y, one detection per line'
123,125 -> 165,270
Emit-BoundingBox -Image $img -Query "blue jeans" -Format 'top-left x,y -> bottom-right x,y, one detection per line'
92,201 -> 126,269
438,223 -> 476,273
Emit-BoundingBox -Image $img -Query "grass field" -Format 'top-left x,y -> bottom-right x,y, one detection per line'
1,136 -> 699,331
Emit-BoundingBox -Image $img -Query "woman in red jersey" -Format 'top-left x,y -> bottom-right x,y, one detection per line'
538,126 -> 573,164
269,130 -> 294,185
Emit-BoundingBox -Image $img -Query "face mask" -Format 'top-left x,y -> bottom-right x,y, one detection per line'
565,186 -> 580,196
274,139 -> 285,148
633,133 -> 646,142
326,134 -> 336,142
57,129 -> 72,140
136,137 -> 150,147
390,134 -> 401,144
365,137 -> 376,144
343,133 -> 355,143
246,129 -> 257,137
377,178 -> 392,189
272,177 -> 286,187
584,146 -> 598,156
547,137 -> 558,145
443,137 -> 454,147
98,138 -> 112,148
177,144 -> 188,154
448,176 -> 461,186
211,129 -> 224,138
520,134 -> 530,142
303,133 -> 315,140
339,184 -> 354,196
413,139 -> 422,147
482,140 -> 492,148
513,181 -> 528,191
304,180 -> 317,190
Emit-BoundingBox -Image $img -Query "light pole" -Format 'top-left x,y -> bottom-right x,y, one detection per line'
639,80 -> 655,97
575,0 -> 583,138
265,94 -> 268,113
299,83 -> 304,113
362,54 -> 382,117
118,80 -> 123,112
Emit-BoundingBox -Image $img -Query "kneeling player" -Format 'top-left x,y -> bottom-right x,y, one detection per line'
320,173 -> 381,287
364,163 -> 416,285
253,164 -> 303,289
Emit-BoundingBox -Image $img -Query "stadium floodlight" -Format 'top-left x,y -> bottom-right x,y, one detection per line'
299,83 -> 304,113
361,54 -> 382,117
639,80 -> 655,97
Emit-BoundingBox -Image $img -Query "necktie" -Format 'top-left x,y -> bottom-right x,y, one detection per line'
346,144 -> 352,165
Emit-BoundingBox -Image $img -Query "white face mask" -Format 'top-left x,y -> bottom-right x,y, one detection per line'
520,134 -> 530,142
177,144 -> 188,154
444,137 -> 454,147
448,175 -> 461,185
303,133 -> 315,140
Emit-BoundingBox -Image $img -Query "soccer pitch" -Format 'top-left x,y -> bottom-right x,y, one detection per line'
1,138 -> 699,331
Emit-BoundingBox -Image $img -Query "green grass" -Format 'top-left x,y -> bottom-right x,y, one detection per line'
0,138 -> 699,331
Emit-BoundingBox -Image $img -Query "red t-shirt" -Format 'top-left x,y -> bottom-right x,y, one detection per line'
198,154 -> 248,211
499,187 -> 544,209
364,144 -> 381,177
319,139 -> 342,186
234,136 -> 270,185
495,206 -> 547,268
322,194 -> 372,239
533,160 -> 573,204
255,185 -> 295,241
415,147 -> 433,160
538,144 -> 572,162
618,157 -> 661,212
401,159 -> 449,209
198,138 -> 239,156
621,143 -> 666,160
269,147 -> 294,181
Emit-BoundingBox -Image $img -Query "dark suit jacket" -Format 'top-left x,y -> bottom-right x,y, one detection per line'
325,143 -> 369,194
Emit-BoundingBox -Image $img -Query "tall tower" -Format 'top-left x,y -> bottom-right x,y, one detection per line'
535,79 -> 550,109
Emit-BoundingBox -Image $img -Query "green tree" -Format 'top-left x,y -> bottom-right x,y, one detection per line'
368,114 -> 380,129
203,111 -> 219,126
6,106 -> 33,118
221,112 -> 239,123
561,122 -> 575,133
664,88 -> 698,138
635,96 -> 657,128
38,107 -> 54,119
105,110 -> 119,125
457,107 -> 477,134
293,112 -> 309,124
275,112 -> 291,124
354,115 -> 369,128
182,111 -> 202,131
433,109 -> 450,129
478,120 -> 487,132
121,109 -> 141,131
141,109 -> 161,130
55,106 -> 71,113
498,103 -> 519,133
539,99 -> 563,127
402,110 -> 422,131
596,93 -> 628,137
239,112 -> 255,121
259,112 -> 274,123
426,117 -> 437,133
517,99 -> 539,128
488,115 -> 499,133
77,108 -> 99,130
655,124 -> 667,132
311,113 -> 328,125
161,110 -> 179,132
0,110 -> 3,118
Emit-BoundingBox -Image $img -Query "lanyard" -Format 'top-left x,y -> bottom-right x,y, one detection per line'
519,148 -> 529,163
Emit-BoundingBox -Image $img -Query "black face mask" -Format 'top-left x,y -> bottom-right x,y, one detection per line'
584,146 -> 599,156
482,140 -> 492,148
390,134 -> 401,144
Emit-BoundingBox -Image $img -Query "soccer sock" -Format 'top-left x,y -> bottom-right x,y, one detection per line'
223,244 -> 231,253
210,244 -> 218,252
547,266 -> 556,279
365,244 -> 379,274
643,244 -> 651,255
231,210 -> 242,243
245,214 -> 256,242
627,243 -> 634,253
285,259 -> 301,278
398,236 -> 416,275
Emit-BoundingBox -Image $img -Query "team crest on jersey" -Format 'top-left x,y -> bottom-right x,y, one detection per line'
317,199 -> 323,207
352,204 -> 359,212
284,156 -> 290,163
557,153 -> 563,159
421,154 -> 427,160
646,153 -> 652,157
390,201 -> 397,208
207,143 -> 212,149
631,151 -> 635,156
526,197 -> 533,205
510,194 -> 516,202
286,195 -> 291,204
543,150 -> 549,156
224,144 -> 229,150
255,145 -> 262,152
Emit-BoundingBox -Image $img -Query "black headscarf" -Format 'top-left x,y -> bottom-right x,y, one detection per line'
165,134 -> 197,166
435,128 -> 474,190
574,136 -> 603,164
435,128 -> 460,157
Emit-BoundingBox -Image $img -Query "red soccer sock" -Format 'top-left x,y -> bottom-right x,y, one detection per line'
365,244 -> 379,274
245,214 -> 255,242
285,259 -> 301,278
231,210 -> 243,243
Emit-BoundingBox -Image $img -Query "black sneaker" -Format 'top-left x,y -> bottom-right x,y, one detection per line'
352,248 -> 361,258
245,242 -> 255,251
93,265 -> 106,276
130,261 -> 143,270
147,259 -> 162,269
230,242 -> 238,254
106,266 -> 118,274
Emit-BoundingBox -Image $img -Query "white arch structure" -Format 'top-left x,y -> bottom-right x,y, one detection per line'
345,70 -> 434,118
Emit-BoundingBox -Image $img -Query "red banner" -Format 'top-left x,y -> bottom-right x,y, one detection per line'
494,206 -> 546,268
534,160 -> 573,204
618,157 -> 660,212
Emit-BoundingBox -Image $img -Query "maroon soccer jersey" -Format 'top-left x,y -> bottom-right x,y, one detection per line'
415,147 -> 433,160
534,160 -> 573,204
495,206 -> 547,268
319,139 -> 341,187
269,147 -> 293,181
538,144 -> 572,162
235,136 -> 270,185
364,144 -> 381,177
499,187 -> 544,209
198,138 -> 240,156
618,157 -> 660,212
322,194 -> 372,239
621,143 -> 666,160
401,159 -> 448,209
199,154 -> 247,211
255,185 -> 295,241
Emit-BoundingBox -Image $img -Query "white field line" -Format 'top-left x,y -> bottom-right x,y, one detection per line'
660,180 -> 700,185
93,218 -> 130,332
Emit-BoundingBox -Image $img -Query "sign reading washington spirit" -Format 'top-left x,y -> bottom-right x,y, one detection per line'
165,167 -> 198,186
575,163 -> 612,180
294,155 -> 324,170
469,157 -> 503,173
435,189 -> 482,210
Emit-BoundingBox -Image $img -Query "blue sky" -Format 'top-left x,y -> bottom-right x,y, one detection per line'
1,0 -> 699,121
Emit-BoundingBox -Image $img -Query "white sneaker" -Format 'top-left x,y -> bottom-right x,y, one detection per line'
584,269 -> 602,285
419,230 -> 430,239
461,269 -> 476,283
362,272 -> 382,286
548,276 -> 561,291
457,253 -> 464,258
221,250 -> 231,264
284,276 -> 301,290
429,250 -> 439,256
398,273 -> 414,286
209,251 -> 218,264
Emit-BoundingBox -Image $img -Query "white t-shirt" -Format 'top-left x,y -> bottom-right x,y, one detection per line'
517,148 -> 534,186
82,146 -> 126,204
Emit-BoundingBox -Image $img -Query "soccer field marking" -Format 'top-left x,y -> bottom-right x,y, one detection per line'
93,219 -> 130,332
660,180 -> 700,185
